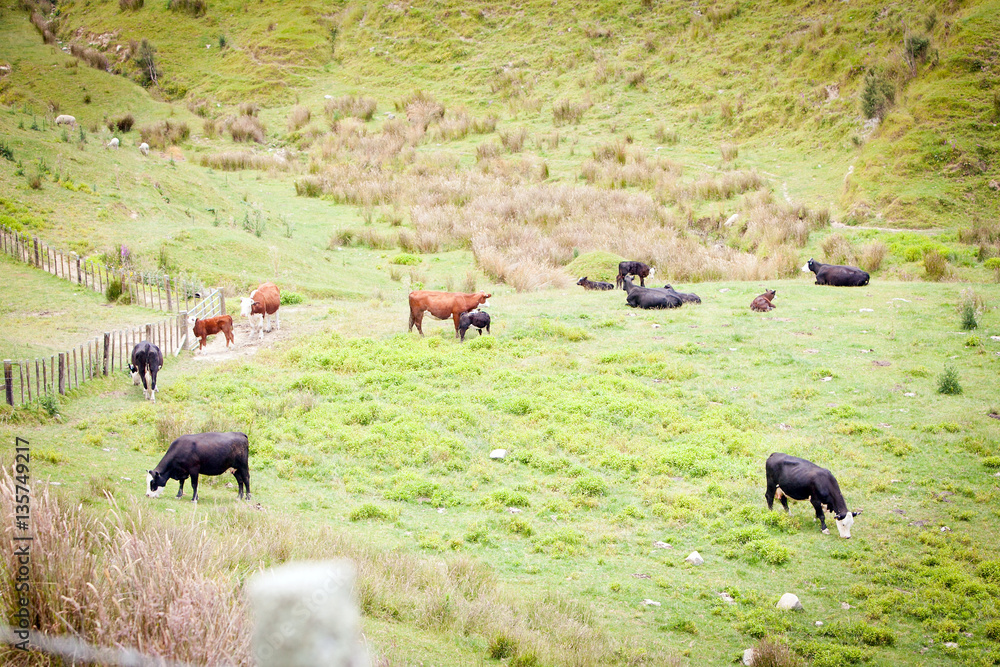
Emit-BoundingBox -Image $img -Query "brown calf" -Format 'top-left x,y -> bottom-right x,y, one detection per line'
192,315 -> 235,349
408,290 -> 491,337
750,289 -> 777,312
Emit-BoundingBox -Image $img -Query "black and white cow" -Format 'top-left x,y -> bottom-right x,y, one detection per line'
458,310 -> 491,342
616,261 -> 654,288
128,341 -> 163,403
802,258 -> 870,287
621,276 -> 681,309
147,431 -> 251,502
765,452 -> 861,538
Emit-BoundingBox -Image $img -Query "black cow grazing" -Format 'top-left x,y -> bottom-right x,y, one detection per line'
802,258 -> 870,287
147,432 -> 251,502
129,341 -> 163,403
621,276 -> 681,309
458,310 -> 491,342
616,261 -> 654,288
576,276 -> 616,291
764,452 -> 861,538
750,289 -> 777,312
663,284 -> 702,304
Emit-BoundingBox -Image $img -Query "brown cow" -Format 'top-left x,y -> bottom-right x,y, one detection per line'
240,282 -> 281,340
408,290 -> 491,337
191,315 -> 235,349
750,289 -> 777,312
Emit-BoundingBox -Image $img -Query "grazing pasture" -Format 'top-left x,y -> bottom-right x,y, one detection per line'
3,279 -> 1000,665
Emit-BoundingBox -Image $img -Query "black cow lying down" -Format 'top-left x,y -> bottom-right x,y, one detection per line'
458,310 -> 491,342
765,452 -> 861,538
621,276 -> 681,309
147,431 -> 251,502
662,284 -> 702,304
802,258 -> 870,286
577,276 -> 615,291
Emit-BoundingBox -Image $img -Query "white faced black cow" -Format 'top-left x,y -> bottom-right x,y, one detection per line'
765,452 -> 861,538
802,258 -> 870,286
147,431 -> 251,502
128,341 -> 163,403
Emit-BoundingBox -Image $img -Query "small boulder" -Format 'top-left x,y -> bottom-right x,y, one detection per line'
641,599 -> 661,607
653,541 -> 672,549
777,593 -> 803,611
742,648 -> 755,666
685,551 -> 704,566
717,591 -> 735,604
489,449 -> 506,460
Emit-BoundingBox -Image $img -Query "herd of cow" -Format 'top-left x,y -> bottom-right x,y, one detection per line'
138,259 -> 870,538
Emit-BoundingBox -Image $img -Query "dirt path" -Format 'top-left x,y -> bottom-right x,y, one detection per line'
186,306 -> 313,364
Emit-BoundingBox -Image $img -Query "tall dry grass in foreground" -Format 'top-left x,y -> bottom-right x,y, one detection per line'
0,467 -> 643,666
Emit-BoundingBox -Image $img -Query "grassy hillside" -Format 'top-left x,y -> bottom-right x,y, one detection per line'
2,0 -> 1000,664
4,280 -> 1000,665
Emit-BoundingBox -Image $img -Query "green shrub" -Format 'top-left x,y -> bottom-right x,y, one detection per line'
38,395 -> 59,417
978,561 -> 1000,583
985,621 -> 1000,642
105,278 -> 124,302
960,302 -> 978,330
348,503 -> 398,522
0,140 -> 13,161
570,476 -> 608,497
487,632 -> 518,659
985,257 -> 1000,282
483,489 -> 530,510
390,253 -> 421,266
280,291 -> 304,305
860,69 -> 895,119
923,249 -> 948,280
937,366 -> 962,395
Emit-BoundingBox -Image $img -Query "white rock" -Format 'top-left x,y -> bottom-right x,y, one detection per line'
489,449 -> 506,459
725,214 -> 739,226
653,541 -> 672,549
641,599 -> 661,607
841,602 -> 851,610
652,324 -> 660,328
718,592 -> 735,604
904,392 -> 916,397
719,288 -> 730,293
944,642 -> 959,649
742,648 -> 755,666
815,621 -> 823,626
991,336 -> 1000,341
685,551 -> 704,566
777,593 -> 803,611
506,507 -> 522,514
859,308 -> 873,312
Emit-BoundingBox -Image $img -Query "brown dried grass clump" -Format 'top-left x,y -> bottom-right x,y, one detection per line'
229,115 -> 266,143
106,113 -> 135,133
325,95 -> 378,122
858,240 -> 888,272
69,43 -> 110,71
287,105 -> 311,132
139,120 -> 190,149
199,151 -> 289,172
553,98 -> 590,126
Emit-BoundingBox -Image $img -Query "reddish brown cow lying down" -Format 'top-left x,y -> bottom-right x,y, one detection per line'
408,290 -> 491,337
191,315 -> 235,349
750,289 -> 777,312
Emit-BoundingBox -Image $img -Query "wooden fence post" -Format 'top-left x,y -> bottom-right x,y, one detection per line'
18,363 -> 25,404
75,256 -> 82,285
177,311 -> 188,355
145,323 -> 152,342
58,353 -> 66,395
3,360 -> 12,406
33,237 -> 39,267
102,332 -> 111,376
165,276 -> 172,312
220,291 -> 226,317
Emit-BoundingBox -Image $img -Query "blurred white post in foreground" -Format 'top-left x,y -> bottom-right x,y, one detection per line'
248,560 -> 369,667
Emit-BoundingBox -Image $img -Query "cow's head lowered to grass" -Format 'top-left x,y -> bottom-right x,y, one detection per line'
832,509 -> 862,539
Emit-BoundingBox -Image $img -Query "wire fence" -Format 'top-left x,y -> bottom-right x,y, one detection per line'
0,224 -> 204,314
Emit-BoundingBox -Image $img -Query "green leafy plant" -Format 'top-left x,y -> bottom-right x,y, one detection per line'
937,366 -> 962,395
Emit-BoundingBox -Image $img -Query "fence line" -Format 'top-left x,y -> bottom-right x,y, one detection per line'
0,624 -> 191,667
0,224 -> 202,315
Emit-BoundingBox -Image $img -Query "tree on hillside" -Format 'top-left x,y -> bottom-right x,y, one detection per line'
135,39 -> 159,87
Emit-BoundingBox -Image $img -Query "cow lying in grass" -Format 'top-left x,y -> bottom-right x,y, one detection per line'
802,258 -> 870,286
621,276 -> 681,309
750,289 -> 777,312
577,276 -> 615,291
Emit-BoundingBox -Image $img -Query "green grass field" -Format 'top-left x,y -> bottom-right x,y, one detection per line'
2,0 -> 1000,663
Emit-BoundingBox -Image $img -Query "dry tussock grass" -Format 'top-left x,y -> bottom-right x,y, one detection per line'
287,105 -> 311,132
737,189 -> 826,252
229,115 -> 266,143
325,94 -> 377,122
0,467 -> 645,666
582,141 -> 683,189
69,43 -> 109,70
199,150 -> 289,172
138,120 -> 189,149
